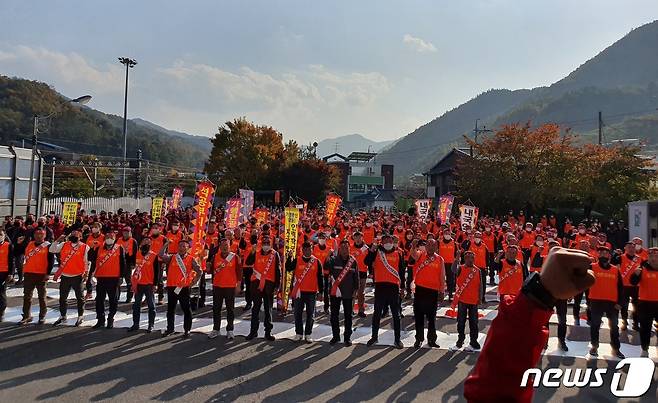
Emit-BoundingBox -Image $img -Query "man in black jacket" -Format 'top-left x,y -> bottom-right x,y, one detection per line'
325,239 -> 359,346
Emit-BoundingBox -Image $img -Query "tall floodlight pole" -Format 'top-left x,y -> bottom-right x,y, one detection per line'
119,57 -> 137,197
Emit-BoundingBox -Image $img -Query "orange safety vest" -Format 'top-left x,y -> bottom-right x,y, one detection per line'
350,243 -> 369,273
469,242 -> 488,268
455,265 -> 481,305
0,242 -> 9,272
519,231 -> 535,250
438,240 -> 456,264
619,254 -> 641,287
212,252 -> 240,288
482,232 -> 495,252
293,256 -> 320,293
86,233 -> 104,251
167,253 -> 196,288
95,245 -> 122,278
638,269 -> 658,302
413,252 -> 445,291
589,263 -> 619,302
60,242 -> 88,276
150,235 -> 165,258
251,251 -> 277,284
529,246 -> 549,272
166,231 -> 184,253
23,241 -> 50,274
498,259 -> 523,296
373,251 -> 401,286
116,237 -> 135,257
134,250 -> 157,285
313,244 -> 332,274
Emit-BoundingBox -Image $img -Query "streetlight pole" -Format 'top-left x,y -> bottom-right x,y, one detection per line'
26,95 -> 92,215
119,57 -> 137,197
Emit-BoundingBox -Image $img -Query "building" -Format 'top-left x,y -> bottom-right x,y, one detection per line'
0,145 -> 44,216
352,188 -> 397,211
323,152 -> 394,203
423,147 -> 471,201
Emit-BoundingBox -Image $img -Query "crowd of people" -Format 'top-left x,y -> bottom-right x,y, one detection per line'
0,206 -> 656,359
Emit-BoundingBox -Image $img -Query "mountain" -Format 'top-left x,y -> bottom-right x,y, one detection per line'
315,133 -> 395,158
378,19 -> 658,181
0,75 -> 210,168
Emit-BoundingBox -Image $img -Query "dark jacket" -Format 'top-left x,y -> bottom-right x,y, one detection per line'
324,253 -> 359,299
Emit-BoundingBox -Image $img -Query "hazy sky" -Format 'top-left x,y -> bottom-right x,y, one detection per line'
1,1 -> 657,144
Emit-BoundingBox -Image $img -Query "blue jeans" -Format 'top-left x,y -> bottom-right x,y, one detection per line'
293,292 -> 316,336
133,285 -> 156,328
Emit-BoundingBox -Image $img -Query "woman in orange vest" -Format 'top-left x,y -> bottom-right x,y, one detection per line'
587,246 -> 624,358
92,233 -> 127,329
630,247 -> 658,357
128,237 -> 160,333
50,230 -> 91,327
450,250 -> 481,352
0,229 -> 15,322
208,237 -> 243,340
19,228 -> 54,325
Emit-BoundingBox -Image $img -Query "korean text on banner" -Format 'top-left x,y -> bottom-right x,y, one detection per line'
190,181 -> 215,257
325,194 -> 342,225
225,198 -> 242,229
171,187 -> 183,210
415,199 -> 432,220
459,204 -> 479,231
151,197 -> 164,221
62,202 -> 79,227
437,194 -> 455,224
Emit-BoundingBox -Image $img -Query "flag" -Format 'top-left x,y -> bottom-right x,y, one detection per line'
190,181 -> 215,258
281,207 -> 300,312
62,202 -> 79,227
459,204 -> 479,231
239,189 -> 254,222
171,187 -> 183,210
274,190 -> 281,204
325,194 -> 342,225
151,197 -> 164,221
437,194 -> 455,224
254,208 -> 269,226
225,198 -> 242,229
415,199 -> 432,220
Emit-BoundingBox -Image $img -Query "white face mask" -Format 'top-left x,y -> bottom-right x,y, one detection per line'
366,223 -> 372,227
318,239 -> 326,246
383,243 -> 394,251
444,235 -> 451,241
635,244 -> 642,251
105,239 -> 114,246
262,245 -> 271,252
91,228 -> 100,234
537,241 -> 544,247
172,226 -> 179,231
579,229 -> 586,235
485,227 -> 491,232
474,238 -> 481,244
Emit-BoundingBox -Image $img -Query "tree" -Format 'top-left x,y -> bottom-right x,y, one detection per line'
278,159 -> 341,204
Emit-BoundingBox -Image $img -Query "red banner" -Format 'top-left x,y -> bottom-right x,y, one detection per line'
274,190 -> 281,204
255,208 -> 269,226
225,198 -> 242,230
325,194 -> 342,225
190,181 -> 215,258
437,194 -> 454,224
171,187 -> 183,210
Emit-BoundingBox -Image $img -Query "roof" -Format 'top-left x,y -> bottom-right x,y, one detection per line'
424,148 -> 472,175
347,152 -> 377,162
352,188 -> 397,202
322,153 -> 348,162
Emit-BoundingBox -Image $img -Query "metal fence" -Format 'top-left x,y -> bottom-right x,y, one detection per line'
41,196 -> 198,216
0,145 -> 43,217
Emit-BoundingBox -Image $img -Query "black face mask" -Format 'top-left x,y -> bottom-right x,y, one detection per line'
69,236 -> 79,243
140,246 -> 150,254
598,257 -> 610,266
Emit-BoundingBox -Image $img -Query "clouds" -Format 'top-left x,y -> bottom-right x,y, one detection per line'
403,34 -> 437,53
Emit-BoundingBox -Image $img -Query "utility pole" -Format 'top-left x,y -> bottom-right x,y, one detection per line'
135,149 -> 142,199
119,57 -> 137,197
50,157 -> 56,195
598,111 -> 603,145
25,116 -> 38,215
471,119 -> 493,156
93,159 -> 98,196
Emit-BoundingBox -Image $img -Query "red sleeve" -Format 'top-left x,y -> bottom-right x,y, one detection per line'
463,293 -> 553,403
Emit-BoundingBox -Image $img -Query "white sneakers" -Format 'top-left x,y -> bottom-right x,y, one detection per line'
227,331 -> 234,340
304,335 -> 313,343
293,334 -> 303,341
208,330 -> 219,339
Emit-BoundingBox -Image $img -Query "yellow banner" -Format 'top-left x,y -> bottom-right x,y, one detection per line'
62,202 -> 78,227
284,207 -> 300,259
151,197 -> 164,221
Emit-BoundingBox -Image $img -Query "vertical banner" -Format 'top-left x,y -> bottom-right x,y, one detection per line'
171,187 -> 183,210
239,189 -> 255,221
62,202 -> 79,227
325,194 -> 342,225
274,190 -> 281,205
415,199 -> 432,220
459,205 -> 479,231
281,207 -> 301,312
224,198 -> 242,230
151,197 -> 164,221
254,208 -> 269,226
437,194 -> 455,224
190,181 -> 216,258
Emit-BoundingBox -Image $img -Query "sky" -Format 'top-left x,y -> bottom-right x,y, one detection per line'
1,1 -> 657,144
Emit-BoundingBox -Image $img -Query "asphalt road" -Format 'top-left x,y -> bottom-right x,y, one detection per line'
1,322 -> 657,402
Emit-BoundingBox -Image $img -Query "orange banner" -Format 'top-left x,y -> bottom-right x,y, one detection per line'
171,187 -> 183,210
325,194 -> 342,225
191,181 -> 215,257
225,198 -> 242,230
255,208 -> 269,226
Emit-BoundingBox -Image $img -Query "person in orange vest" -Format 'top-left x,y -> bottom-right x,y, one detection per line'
50,230 -> 91,326
612,241 -> 641,331
493,245 -> 523,298
313,232 -> 333,313
587,245 -> 624,358
208,237 -> 243,340
631,237 -> 649,261
350,231 -> 369,317
240,233 -> 258,311
408,238 -> 445,348
364,233 -> 406,349
438,228 -> 459,301
158,238 -> 201,338
286,241 -> 323,342
481,225 -> 496,285
91,233 -> 126,329
0,229 -> 15,322
84,222 -> 104,300
527,234 -> 548,276
244,235 -> 281,341
325,239 -> 359,346
128,237 -> 160,333
149,223 -> 166,305
19,228 -> 54,325
468,231 -> 489,304
116,226 -> 138,303
630,247 -> 658,357
450,250 -> 482,352
518,222 -> 536,266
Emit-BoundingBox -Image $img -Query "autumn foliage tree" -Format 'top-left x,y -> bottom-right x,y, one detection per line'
456,123 -> 656,218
